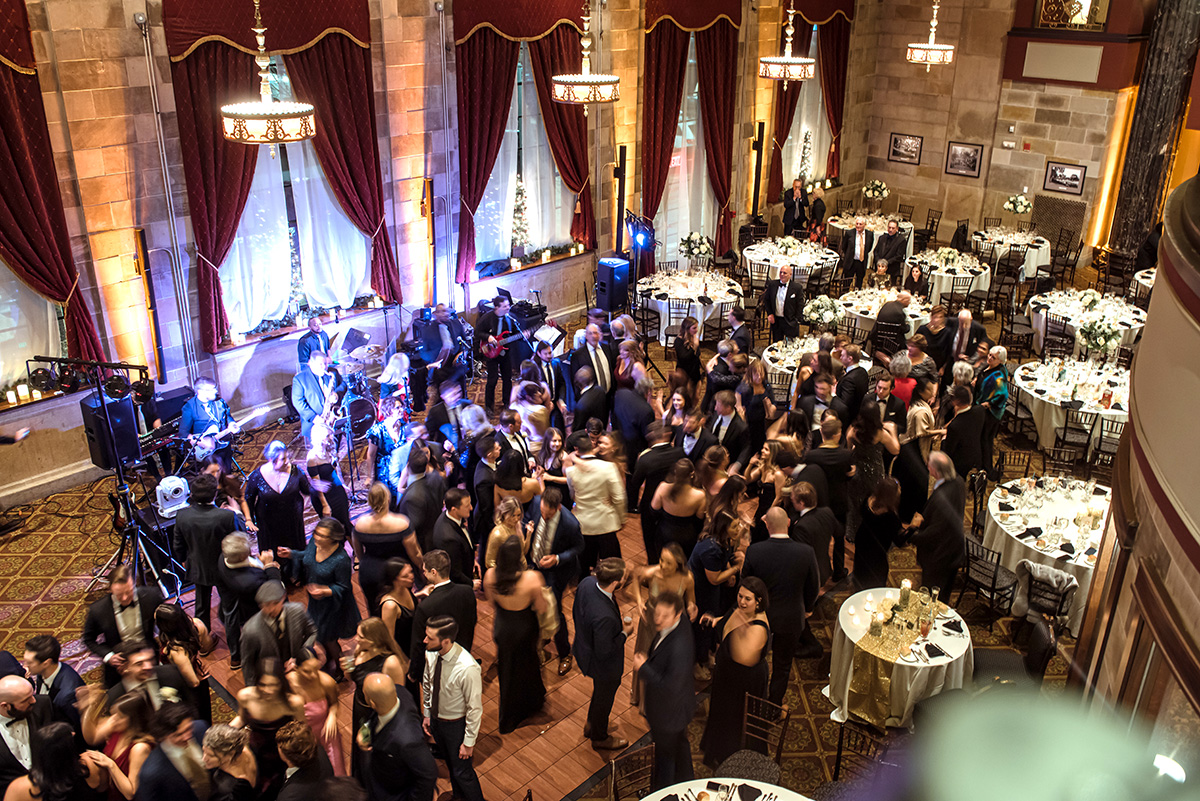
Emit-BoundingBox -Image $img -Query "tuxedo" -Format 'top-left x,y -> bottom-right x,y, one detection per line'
912,478 -> 967,592
525,499 -> 584,658
35,661 -> 85,735
296,329 -> 330,365
706,411 -> 753,469
782,186 -> 808,233
409,582 -> 477,682
276,748 -> 334,801
630,444 -> 685,561
612,388 -> 656,471
0,651 -> 21,678
471,461 -> 496,554
743,536 -> 821,704
569,342 -> 616,397
572,385 -> 609,433
214,562 -> 281,664
82,587 -> 164,686
291,366 -> 346,441
673,426 -> 717,464
945,320 -> 988,368
572,577 -> 627,742
790,506 -> 842,585
132,721 -> 209,801
761,278 -> 804,341
872,230 -> 908,279
535,354 -> 571,410
496,427 -> 533,473
640,621 -> 697,788
0,697 -> 52,799
839,228 -> 875,287
431,512 -> 476,587
868,392 -> 908,435
239,603 -> 318,686
104,664 -> 189,710
398,472 -> 445,552
797,394 -> 848,444
729,323 -> 754,358
173,502 -> 242,628
793,462 -> 830,509
835,364 -> 870,424
942,406 -> 986,479
362,689 -> 438,801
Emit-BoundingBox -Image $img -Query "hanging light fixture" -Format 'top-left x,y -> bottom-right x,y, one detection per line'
551,0 -> 620,115
221,0 -> 316,148
907,0 -> 955,71
759,0 -> 815,85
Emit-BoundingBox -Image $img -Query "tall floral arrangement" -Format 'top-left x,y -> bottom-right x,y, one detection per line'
1003,193 -> 1032,214
863,180 -> 889,200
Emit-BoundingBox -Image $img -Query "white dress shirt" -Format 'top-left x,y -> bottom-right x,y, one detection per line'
712,413 -> 733,443
375,699 -> 401,732
775,284 -> 788,317
112,594 -> 142,647
0,714 -> 31,768
422,643 -> 483,746
589,345 -> 610,392
36,663 -> 61,695
855,231 -> 865,261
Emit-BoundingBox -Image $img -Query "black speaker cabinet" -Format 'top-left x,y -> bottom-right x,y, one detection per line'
597,257 -> 630,313
80,393 -> 142,470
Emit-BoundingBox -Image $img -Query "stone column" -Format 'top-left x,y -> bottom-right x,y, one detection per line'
1103,0 -> 1200,276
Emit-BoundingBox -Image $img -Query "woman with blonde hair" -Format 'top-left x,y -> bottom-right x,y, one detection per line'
485,496 -> 527,569
695,445 -> 730,500
614,339 -> 648,390
376,352 -> 412,406
306,414 -> 351,535
246,440 -> 313,583
511,380 -> 551,453
352,482 -> 419,616
201,724 -> 259,799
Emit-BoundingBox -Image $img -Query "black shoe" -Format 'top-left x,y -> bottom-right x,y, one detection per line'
832,569 -> 849,582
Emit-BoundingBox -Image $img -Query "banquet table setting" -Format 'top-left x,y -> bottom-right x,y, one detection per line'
762,335 -> 872,398
1134,267 -> 1156,293
907,249 -> 991,306
983,476 -> 1111,635
1027,289 -> 1147,355
839,288 -> 932,336
637,268 -> 744,343
972,226 -> 1051,279
826,587 -> 974,729
642,778 -> 812,801
742,237 -> 839,282
827,213 -> 916,260
1012,359 -> 1129,450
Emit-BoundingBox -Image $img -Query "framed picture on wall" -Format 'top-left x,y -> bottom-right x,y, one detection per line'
945,141 -> 983,178
888,133 -> 923,165
1044,161 -> 1087,195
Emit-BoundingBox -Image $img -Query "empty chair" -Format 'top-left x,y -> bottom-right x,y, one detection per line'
897,203 -> 914,222
838,315 -> 872,346
837,199 -> 853,216
996,294 -> 1034,358
871,320 -> 907,360
833,721 -> 889,781
994,449 -> 1031,481
828,276 -> 853,299
634,291 -> 661,342
973,614 -> 1057,686
662,297 -> 692,346
1053,227 -> 1078,260
957,539 -> 1018,632
765,369 -> 794,408
968,469 -> 989,542
702,300 -> 734,344
1000,243 -> 1029,278
915,209 -> 943,249
1017,220 -> 1037,234
943,274 -> 975,315
983,216 -> 1001,230
1054,409 -> 1098,455
610,744 -> 655,801
714,695 -> 791,783
1042,446 -> 1082,477
748,260 -> 771,293
1115,345 -> 1135,370
1003,380 -> 1037,441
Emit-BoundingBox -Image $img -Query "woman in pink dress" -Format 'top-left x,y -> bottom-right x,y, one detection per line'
287,654 -> 346,775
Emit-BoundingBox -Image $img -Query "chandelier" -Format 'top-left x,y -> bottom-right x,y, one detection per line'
221,0 -> 316,147
759,0 -> 815,85
906,0 -> 955,71
551,1 -> 620,115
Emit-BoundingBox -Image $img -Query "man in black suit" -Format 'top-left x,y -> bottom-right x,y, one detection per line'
872,291 -> 912,362
633,591 -> 696,789
296,314 -> 331,366
839,216 -> 876,288
872,218 -> 908,281
534,340 -> 571,429
727,306 -> 753,357
788,482 -> 841,586
277,720 -> 335,801
398,449 -> 445,552
475,295 -> 517,411
104,640 -> 190,710
82,563 -> 164,687
573,558 -> 633,750
431,490 -> 477,588
572,366 -> 608,433
744,507 -> 822,705
361,673 -> 437,801
943,309 -> 988,383
423,381 -> 465,453
672,409 -> 716,463
781,179 -> 808,234
526,488 -> 584,674
173,473 -> 241,631
22,635 -> 84,736
761,265 -> 804,343
135,701 -> 209,801
291,351 -> 346,444
214,533 -> 281,671
910,451 -> 967,593
409,551 -> 477,681
941,385 -> 986,479
797,373 -> 846,450
701,340 -> 740,412
569,323 -> 615,403
631,423 -> 685,563
612,376 -> 657,474
470,436 -> 499,557
239,580 -> 318,686
835,343 -> 870,424
804,415 -> 855,533
0,652 -> 21,679
867,375 -> 907,435
0,674 -> 52,799
780,450 -> 830,508
707,390 -> 753,472
495,409 -> 533,476
414,303 -> 469,398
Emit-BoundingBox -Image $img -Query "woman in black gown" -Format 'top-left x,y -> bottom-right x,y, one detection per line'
535,427 -> 571,508
245,441 -> 313,583
699,577 -> 771,768
483,535 -> 547,733
348,618 -> 408,777
351,482 -> 420,615
650,459 -> 708,559
233,658 -> 303,801
674,316 -> 704,387
737,359 -> 776,457
744,442 -> 786,543
202,724 -> 258,801
851,477 -> 904,590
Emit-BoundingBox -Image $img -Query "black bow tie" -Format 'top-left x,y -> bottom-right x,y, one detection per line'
118,601 -> 135,612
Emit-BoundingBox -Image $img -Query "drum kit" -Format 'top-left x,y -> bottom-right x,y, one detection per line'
336,343 -> 389,442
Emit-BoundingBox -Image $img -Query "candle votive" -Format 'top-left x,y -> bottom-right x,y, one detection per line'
32,390 -> 41,401
541,249 -> 550,263
900,579 -> 912,607
869,613 -> 884,637
5,391 -> 16,405
16,384 -> 29,400
510,258 -> 520,270
852,616 -> 860,628
847,605 -> 856,616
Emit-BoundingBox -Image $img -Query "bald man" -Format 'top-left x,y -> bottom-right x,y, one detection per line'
742,507 -> 822,705
0,674 -> 53,799
360,673 -> 437,801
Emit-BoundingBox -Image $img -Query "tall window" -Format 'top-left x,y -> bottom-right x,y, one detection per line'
220,58 -> 373,337
655,36 -> 714,261
0,261 -> 64,388
474,44 -> 576,267
782,29 -> 831,187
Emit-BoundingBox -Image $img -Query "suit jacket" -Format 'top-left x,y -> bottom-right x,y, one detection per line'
524,499 -> 584,593
416,316 -> 466,365
37,661 -> 85,734
639,622 -> 696,732
760,278 -> 804,339
835,365 -> 870,424
471,461 -> 496,548
409,582 -> 477,681
363,690 -> 438,801
572,577 -> 626,682
535,356 -> 571,407
729,323 -> 754,358
474,310 -> 516,361
431,512 -> 476,587
398,472 -> 445,552
276,748 -> 334,801
876,300 -> 908,329
572,385 -> 609,433
0,651 -> 20,678
566,455 -> 626,536
790,507 -> 841,585
673,427 -> 717,464
868,392 -> 908,435
797,395 -> 848,436
743,537 -> 820,635
178,395 -> 228,439
706,411 -> 753,469
945,320 -> 988,363
793,462 -> 830,509
215,562 -> 282,624
83,587 -> 164,685
839,228 -> 875,267
782,186 -> 808,231
296,329 -> 330,365
105,664 -> 189,709
810,198 -> 826,229
872,231 -> 908,277
942,406 -> 986,479
804,445 -> 855,520
133,721 -> 208,801
291,366 -> 346,440
612,389 -> 655,470
172,503 -> 242,586
0,696 -> 51,799
630,444 -> 685,518
569,343 -> 616,396
912,478 -> 967,588
239,603 -> 318,686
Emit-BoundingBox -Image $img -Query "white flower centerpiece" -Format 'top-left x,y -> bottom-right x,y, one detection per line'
1078,313 -> 1122,359
679,232 -> 714,263
1003,193 -> 1032,215
803,296 -> 845,331
1077,288 -> 1102,310
935,247 -> 960,267
863,180 -> 889,200
776,235 -> 805,257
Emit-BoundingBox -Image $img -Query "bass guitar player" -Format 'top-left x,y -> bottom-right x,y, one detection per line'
475,295 -> 516,411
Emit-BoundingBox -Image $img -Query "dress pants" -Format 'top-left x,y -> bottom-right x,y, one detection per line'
650,725 -> 694,790
847,258 -> 867,288
831,528 -> 848,580
430,717 -> 485,801
982,413 -> 1001,479
581,532 -> 622,574
223,609 -> 245,663
192,584 -> 214,630
587,677 -> 621,741
484,355 -> 512,410
544,580 -> 571,657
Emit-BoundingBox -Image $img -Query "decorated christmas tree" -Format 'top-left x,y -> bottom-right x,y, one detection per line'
512,176 -> 531,254
800,130 -> 813,183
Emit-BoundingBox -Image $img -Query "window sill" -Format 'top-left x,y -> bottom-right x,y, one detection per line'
212,303 -> 396,355
473,249 -> 595,282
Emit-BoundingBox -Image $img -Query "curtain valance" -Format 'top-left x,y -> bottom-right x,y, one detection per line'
163,0 -> 370,62
796,0 -> 854,26
0,0 -> 34,73
645,0 -> 740,33
453,0 -> 582,45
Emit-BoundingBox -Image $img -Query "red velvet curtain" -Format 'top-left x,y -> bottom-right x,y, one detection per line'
819,16 -> 850,178
452,0 -> 582,43
170,42 -> 259,352
286,35 -> 402,303
766,25 -> 814,201
640,22 -> 691,221
696,19 -> 738,256
0,65 -> 104,361
163,0 -> 371,59
454,28 -> 520,283
528,25 -> 596,249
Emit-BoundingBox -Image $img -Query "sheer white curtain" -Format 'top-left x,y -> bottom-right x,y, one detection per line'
783,29 -> 831,184
655,36 -> 715,261
474,71 -> 520,265
289,138 -> 372,309
521,46 -> 574,249
0,261 -> 62,386
220,145 -> 292,335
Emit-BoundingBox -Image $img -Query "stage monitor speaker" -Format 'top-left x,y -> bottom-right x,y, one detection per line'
80,394 -> 142,470
597,257 -> 630,313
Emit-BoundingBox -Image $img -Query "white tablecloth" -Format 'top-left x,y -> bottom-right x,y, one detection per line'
742,241 -> 839,282
838,289 -> 932,337
1012,360 -> 1129,451
637,271 -> 744,344
644,779 -> 812,801
906,255 -> 992,307
826,588 -> 974,729
972,229 -> 1051,279
983,480 -> 1110,635
1134,268 -> 1156,293
762,336 -> 872,399
1027,291 -> 1146,355
828,217 -> 916,260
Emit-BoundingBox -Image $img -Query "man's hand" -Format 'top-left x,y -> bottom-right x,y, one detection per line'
632,652 -> 648,669
277,546 -> 292,559
356,728 -> 372,750
472,578 -> 483,593
767,314 -> 775,325
910,513 -> 924,528
459,744 -> 474,760
422,717 -> 433,738
109,654 -> 126,671
284,658 -> 297,673
537,555 -> 558,569
621,616 -> 635,636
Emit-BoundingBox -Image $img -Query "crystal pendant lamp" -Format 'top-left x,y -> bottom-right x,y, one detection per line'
906,0 -> 955,71
759,0 -> 816,85
551,1 -> 620,116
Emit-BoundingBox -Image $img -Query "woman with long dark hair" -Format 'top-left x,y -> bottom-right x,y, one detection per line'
365,397 -> 408,506
845,400 -> 900,543
674,316 -> 704,386
298,517 -> 361,681
306,416 -> 351,536
483,536 -> 547,733
348,618 -> 408,777
200,455 -> 255,532
535,427 -> 571,508
378,557 -> 416,661
79,690 -> 154,801
155,603 -> 213,723
695,445 -> 730,500
688,510 -> 745,677
5,722 -> 105,801
232,657 -> 303,801
286,654 -> 345,776
650,459 -> 707,559
851,477 -> 904,589
744,441 -> 787,543
663,387 -> 695,430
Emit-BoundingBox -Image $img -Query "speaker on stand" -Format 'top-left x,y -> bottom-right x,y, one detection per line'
80,394 -> 141,470
596,257 -> 630,313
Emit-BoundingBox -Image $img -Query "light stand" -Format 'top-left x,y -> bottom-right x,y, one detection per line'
625,211 -> 666,382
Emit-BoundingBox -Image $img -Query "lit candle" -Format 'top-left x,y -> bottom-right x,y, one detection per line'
900,579 -> 911,607
230,332 -> 245,346
5,391 -> 16,405
866,592 -> 875,604
851,615 -> 861,628
510,258 -> 520,270
16,384 -> 28,400
847,605 -> 856,616
32,390 -> 41,401
869,613 -> 884,636
541,249 -> 550,263
825,179 -> 832,188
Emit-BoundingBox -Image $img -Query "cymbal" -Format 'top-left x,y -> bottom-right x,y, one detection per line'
339,361 -> 366,373
347,344 -> 385,362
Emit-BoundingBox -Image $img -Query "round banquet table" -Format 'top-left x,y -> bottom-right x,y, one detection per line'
971,229 -> 1051,279
761,336 -> 872,399
983,479 -> 1110,636
643,779 -> 812,801
1133,268 -> 1156,293
838,289 -> 932,337
827,216 -> 915,260
825,588 -> 973,729
1012,360 -> 1129,451
637,270 -> 744,344
1027,291 -> 1146,356
905,254 -> 992,306
742,241 -> 839,282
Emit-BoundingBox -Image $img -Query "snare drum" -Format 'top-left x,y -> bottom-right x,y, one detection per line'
344,397 -> 377,441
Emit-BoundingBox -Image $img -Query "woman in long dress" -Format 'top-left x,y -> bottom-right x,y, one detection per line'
298,517 -> 361,680
78,689 -> 154,801
483,535 -> 548,733
699,577 -> 771,767
287,654 -> 346,775
744,442 -> 788,543
348,618 -> 408,777
245,440 -> 314,584
379,557 -> 416,662
674,317 -> 704,387
688,510 -> 746,679
737,359 -> 776,457
535,427 -> 571,508
650,459 -> 707,559
352,482 -> 421,616
232,657 -> 304,801
306,416 -> 352,537
365,397 -> 407,507
845,400 -> 900,542
894,378 -> 945,526
851,477 -> 904,590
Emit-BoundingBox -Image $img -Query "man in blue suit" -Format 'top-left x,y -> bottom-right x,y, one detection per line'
633,591 -> 697,789
572,557 -> 633,751
360,672 -> 437,801
291,350 -> 346,444
21,635 -> 84,738
135,701 -> 209,801
525,488 -> 583,676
